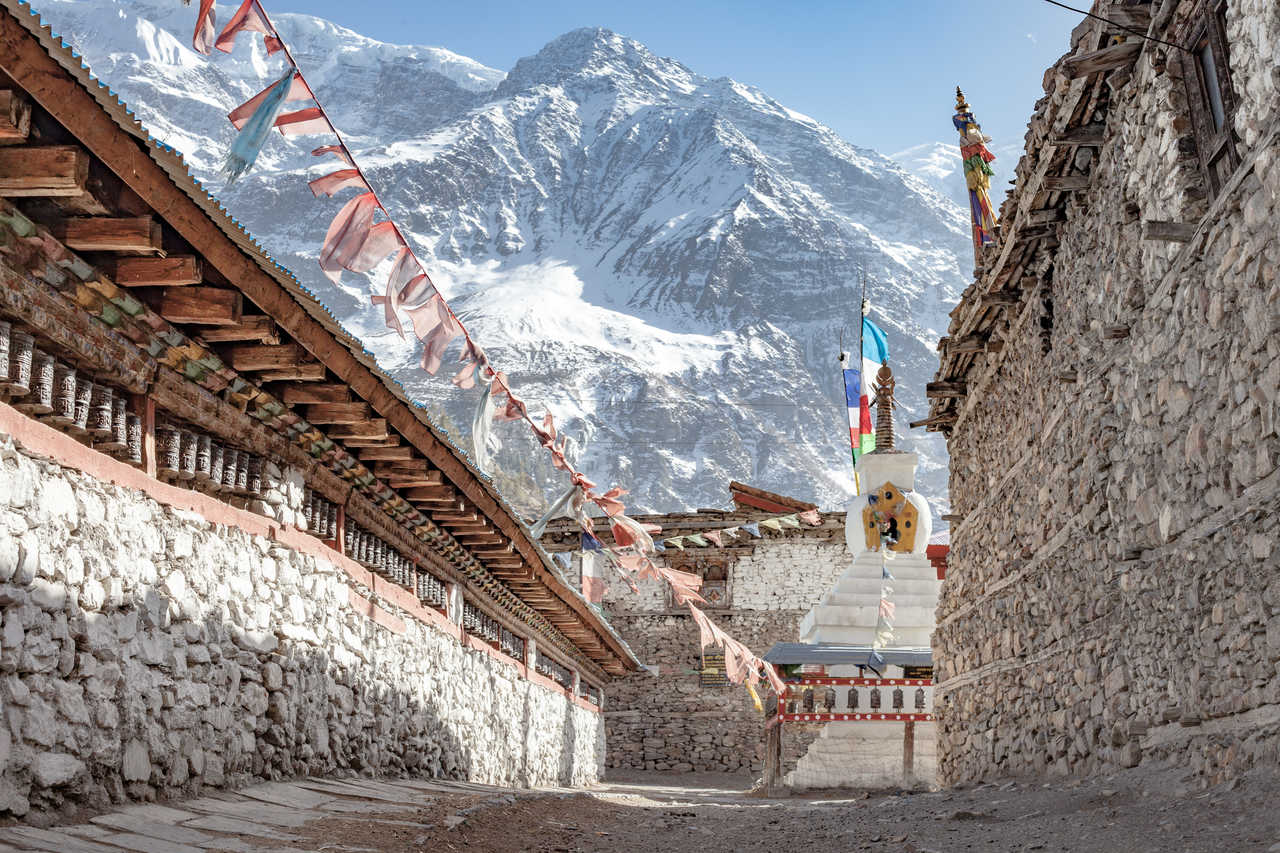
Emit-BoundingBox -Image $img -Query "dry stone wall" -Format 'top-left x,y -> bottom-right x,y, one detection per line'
602,539 -> 850,773
935,0 -> 1280,787
0,433 -> 603,818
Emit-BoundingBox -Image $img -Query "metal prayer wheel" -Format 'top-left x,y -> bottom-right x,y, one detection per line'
71,378 -> 94,434
304,492 -> 316,531
88,383 -> 114,438
3,329 -> 31,395
221,449 -> 239,490
49,364 -> 77,425
234,452 -> 249,493
326,503 -> 338,539
194,435 -> 212,481
102,396 -> 128,452
15,349 -> 52,415
155,426 -> 181,477
178,430 -> 197,480
0,321 -> 10,385
125,414 -> 143,465
208,442 -> 224,490
246,454 -> 262,494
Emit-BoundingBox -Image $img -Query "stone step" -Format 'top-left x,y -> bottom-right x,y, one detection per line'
89,813 -> 216,847
801,625 -> 935,646
806,603 -> 939,627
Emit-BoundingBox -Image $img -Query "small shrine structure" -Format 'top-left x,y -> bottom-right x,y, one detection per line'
764,363 -> 943,790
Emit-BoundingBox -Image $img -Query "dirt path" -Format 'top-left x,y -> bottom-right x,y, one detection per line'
5,767 -> 1278,852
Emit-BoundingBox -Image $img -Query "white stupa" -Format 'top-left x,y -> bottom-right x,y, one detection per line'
786,362 -> 943,790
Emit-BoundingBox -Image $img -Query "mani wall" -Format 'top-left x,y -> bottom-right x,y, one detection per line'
590,532 -> 850,774
0,417 -> 603,818
933,0 -> 1280,785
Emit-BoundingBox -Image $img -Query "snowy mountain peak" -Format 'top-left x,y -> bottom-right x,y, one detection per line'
35,0 -> 966,517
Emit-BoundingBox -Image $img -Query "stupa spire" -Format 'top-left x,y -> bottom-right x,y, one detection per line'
873,362 -> 895,451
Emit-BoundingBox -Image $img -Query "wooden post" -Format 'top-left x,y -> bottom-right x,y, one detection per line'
331,503 -> 345,554
903,720 -> 916,787
130,394 -> 156,479
763,713 -> 782,796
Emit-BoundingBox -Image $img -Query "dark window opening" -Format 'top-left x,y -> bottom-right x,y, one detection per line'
1179,0 -> 1240,197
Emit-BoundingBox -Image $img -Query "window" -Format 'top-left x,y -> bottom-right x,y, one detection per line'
1180,0 -> 1239,196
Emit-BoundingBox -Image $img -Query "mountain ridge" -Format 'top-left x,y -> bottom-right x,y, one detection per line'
31,0 -> 965,518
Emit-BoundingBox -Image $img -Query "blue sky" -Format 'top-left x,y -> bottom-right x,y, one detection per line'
270,0 -> 1085,160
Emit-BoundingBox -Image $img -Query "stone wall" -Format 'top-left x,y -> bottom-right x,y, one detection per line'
601,539 -> 850,773
935,0 -> 1280,786
0,429 -> 603,818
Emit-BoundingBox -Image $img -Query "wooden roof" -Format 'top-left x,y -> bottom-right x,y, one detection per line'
728,480 -> 818,513
0,0 -> 637,678
919,2 -> 1158,437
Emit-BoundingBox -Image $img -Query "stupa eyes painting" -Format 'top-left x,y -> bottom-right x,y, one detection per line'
861,481 -> 919,552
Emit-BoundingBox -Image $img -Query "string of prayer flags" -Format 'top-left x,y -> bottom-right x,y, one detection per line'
779,514 -> 800,529
229,72 -> 314,130
221,65 -> 294,184
798,509 -> 821,526
529,484 -> 578,539
685,533 -> 708,547
722,526 -> 739,539
742,522 -> 761,537
666,536 -> 684,550
404,295 -> 462,373
215,0 -> 283,54
704,530 -> 723,547
760,518 -> 782,532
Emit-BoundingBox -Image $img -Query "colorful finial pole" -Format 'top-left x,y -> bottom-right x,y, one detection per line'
953,87 -> 998,261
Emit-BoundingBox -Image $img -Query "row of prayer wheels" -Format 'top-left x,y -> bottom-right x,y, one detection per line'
498,626 -> 526,662
302,488 -> 338,539
343,521 -> 448,611
535,650 -> 573,690
154,424 -> 263,497
1,321 -> 143,464
462,600 -> 500,645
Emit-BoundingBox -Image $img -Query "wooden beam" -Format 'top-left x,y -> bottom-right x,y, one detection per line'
385,475 -> 441,488
197,316 -> 280,345
0,90 -> 31,145
326,420 -> 388,439
1103,324 -> 1131,340
57,215 -> 162,252
926,381 -> 968,399
371,461 -> 437,478
340,436 -> 396,447
358,446 -> 414,461
458,534 -> 504,546
909,413 -> 958,430
404,485 -> 455,501
434,512 -> 481,524
1042,175 -> 1090,191
157,286 -> 242,326
255,363 -> 325,382
224,342 -> 306,372
0,145 -> 85,195
108,255 -> 201,286
1026,208 -> 1065,226
281,383 -> 350,405
946,333 -> 989,354
1048,124 -> 1107,147
1063,41 -> 1141,78
979,290 -> 1020,308
1142,220 -> 1196,243
305,402 -> 372,424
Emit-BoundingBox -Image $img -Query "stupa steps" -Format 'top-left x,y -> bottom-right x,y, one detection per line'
800,624 -> 936,646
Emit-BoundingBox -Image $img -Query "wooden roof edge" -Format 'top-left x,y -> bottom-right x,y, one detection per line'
727,480 -> 818,512
0,0 -> 638,675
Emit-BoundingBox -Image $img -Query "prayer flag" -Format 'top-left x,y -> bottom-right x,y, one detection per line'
954,88 -> 998,258
841,315 -> 890,466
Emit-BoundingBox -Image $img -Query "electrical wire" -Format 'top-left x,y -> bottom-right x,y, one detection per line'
1040,0 -> 1188,53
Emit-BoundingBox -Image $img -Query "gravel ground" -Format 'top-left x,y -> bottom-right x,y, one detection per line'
289,766 -> 1280,853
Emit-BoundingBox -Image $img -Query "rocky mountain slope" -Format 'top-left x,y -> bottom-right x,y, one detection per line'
33,0 -> 969,516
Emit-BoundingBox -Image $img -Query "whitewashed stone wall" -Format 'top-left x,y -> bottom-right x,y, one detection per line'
732,542 -> 851,611
935,0 -> 1280,787
0,434 -> 602,817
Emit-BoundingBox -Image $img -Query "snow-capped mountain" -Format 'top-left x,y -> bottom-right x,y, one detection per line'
892,140 -> 1022,208
33,0 -> 969,517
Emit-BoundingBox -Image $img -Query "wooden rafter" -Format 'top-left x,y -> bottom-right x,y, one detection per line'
56,215 -> 162,252
157,286 -> 242,326
197,316 -> 279,345
0,144 -> 85,195
109,255 -> 201,286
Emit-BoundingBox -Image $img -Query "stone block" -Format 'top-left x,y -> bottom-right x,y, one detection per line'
32,751 -> 84,787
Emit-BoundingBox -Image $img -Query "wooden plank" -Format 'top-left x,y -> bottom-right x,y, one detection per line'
281,383 -> 351,404
1103,324 -> 1131,340
979,290 -> 1020,308
434,512 -> 480,524
404,485 -> 454,501
1042,174 -> 1090,191
903,720 -> 915,785
326,420 -> 388,439
945,333 -> 988,354
0,90 -> 31,144
926,381 -> 967,399
157,286 -> 242,326
908,413 -> 957,430
224,342 -> 306,371
1026,207 -> 1065,226
305,402 -> 371,424
385,475 -> 440,488
358,446 -> 414,461
339,436 -> 396,447
57,215 -> 162,252
370,460 -> 434,477
255,363 -> 325,381
109,255 -> 201,286
1048,124 -> 1107,147
1063,41 -> 1141,78
197,315 -> 280,344
0,145 -> 86,195
1142,220 -> 1196,243
458,534 -> 504,546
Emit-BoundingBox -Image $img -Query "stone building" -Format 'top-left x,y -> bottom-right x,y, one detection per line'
541,483 -> 851,774
921,0 -> 1280,784
0,1 -> 637,817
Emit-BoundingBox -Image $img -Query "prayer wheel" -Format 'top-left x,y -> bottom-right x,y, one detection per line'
71,377 -> 93,434
0,321 -> 10,386
194,435 -> 212,482
155,426 -> 180,477
221,449 -> 239,490
3,329 -> 32,395
89,383 -> 114,439
246,454 -> 262,494
234,451 -> 249,493
49,364 -> 77,425
178,430 -> 197,480
103,396 -> 128,452
208,442 -> 224,489
124,414 -> 144,465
